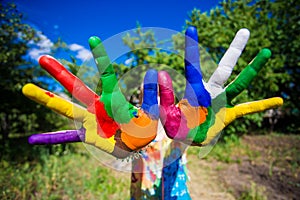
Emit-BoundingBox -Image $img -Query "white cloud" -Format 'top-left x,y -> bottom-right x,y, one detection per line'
37,33 -> 53,48
68,43 -> 92,61
26,32 -> 92,62
69,43 -> 83,51
28,48 -> 46,60
27,31 -> 53,61
125,57 -> 134,65
76,48 -> 92,60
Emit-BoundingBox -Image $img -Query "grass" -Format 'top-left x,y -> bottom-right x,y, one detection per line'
188,134 -> 263,164
238,181 -> 267,200
198,134 -> 247,163
0,139 -> 130,200
1,132 -> 299,199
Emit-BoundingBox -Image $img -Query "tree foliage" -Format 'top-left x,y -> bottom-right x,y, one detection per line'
184,0 -> 299,133
0,3 -> 69,141
118,25 -> 214,102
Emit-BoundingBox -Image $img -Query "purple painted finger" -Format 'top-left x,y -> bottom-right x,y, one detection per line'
28,128 -> 85,145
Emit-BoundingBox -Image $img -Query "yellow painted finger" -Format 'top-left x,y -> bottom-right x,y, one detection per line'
225,97 -> 283,126
201,97 -> 283,146
22,83 -> 86,121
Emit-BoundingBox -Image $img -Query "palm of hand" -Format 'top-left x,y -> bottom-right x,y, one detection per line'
158,27 -> 283,146
23,36 -> 159,158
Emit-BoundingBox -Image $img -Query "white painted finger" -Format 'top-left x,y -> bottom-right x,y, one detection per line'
208,28 -> 250,97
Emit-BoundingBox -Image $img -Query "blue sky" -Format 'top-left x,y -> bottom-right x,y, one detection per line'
10,0 -> 221,64
8,0 -> 222,92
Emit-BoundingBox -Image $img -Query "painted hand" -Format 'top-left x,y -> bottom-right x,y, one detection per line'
158,26 -> 283,146
22,36 -> 159,158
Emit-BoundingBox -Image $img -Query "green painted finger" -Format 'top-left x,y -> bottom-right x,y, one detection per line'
89,36 -> 115,77
89,36 -> 136,123
225,48 -> 271,103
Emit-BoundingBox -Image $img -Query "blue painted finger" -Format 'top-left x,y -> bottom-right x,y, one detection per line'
141,69 -> 159,119
184,26 -> 211,107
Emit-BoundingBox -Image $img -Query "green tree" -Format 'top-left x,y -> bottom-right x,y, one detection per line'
0,3 -> 69,142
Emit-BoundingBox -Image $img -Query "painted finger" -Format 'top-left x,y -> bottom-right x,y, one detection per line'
89,36 -> 135,123
225,48 -> 272,102
141,69 -> 159,119
22,83 -> 87,121
158,71 -> 175,107
184,26 -> 211,107
201,97 -> 282,146
39,55 -> 98,108
115,72 -> 159,150
208,28 -> 250,95
158,71 -> 188,139
88,36 -> 117,93
28,129 -> 85,145
225,97 -> 283,126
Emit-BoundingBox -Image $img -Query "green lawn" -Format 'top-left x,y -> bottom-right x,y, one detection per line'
0,139 -> 130,200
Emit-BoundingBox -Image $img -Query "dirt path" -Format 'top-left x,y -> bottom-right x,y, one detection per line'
187,156 -> 236,200
187,134 -> 300,200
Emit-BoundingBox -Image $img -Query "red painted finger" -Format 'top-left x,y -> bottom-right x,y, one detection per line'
39,55 -> 99,109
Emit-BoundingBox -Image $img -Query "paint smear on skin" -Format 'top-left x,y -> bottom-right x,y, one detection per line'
120,110 -> 158,150
160,104 -> 190,140
94,99 -> 119,138
121,110 -> 157,138
178,99 -> 208,129
121,130 -> 157,150
45,91 -> 54,97
186,106 -> 214,144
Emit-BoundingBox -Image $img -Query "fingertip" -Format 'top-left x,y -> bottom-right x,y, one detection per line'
38,55 -> 54,66
22,83 -> 35,95
274,97 -> 284,106
144,69 -> 158,85
158,71 -> 172,90
88,36 -> 101,50
158,71 -> 175,107
250,48 -> 272,72
185,26 -> 198,42
142,70 -> 159,118
158,70 -> 170,81
38,55 -> 63,75
28,134 -> 39,145
260,48 -> 272,59
236,28 -> 250,40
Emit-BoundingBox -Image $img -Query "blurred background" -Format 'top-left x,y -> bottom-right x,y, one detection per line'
1,0 -> 299,199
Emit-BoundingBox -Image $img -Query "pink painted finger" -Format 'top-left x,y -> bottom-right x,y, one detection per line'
39,55 -> 98,109
158,71 -> 175,107
158,71 -> 189,139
